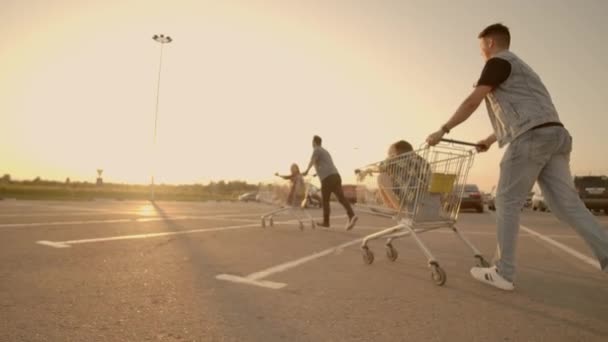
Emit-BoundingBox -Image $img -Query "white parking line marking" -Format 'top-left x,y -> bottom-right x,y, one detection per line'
4,218 -> 133,228
488,212 -> 601,270
34,214 -> 341,248
36,222 -> 262,248
215,275 -> 286,290
0,212 -> 131,218
0,209 -> 252,219
15,204 -> 127,213
36,240 -> 71,248
540,233 -> 593,239
520,225 -> 601,270
216,236 -> 363,289
1,213 -> 266,229
211,217 -> 261,224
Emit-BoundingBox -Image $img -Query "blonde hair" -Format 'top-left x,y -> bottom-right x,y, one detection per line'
291,163 -> 301,174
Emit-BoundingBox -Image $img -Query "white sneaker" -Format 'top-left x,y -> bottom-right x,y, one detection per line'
345,215 -> 358,231
470,266 -> 514,291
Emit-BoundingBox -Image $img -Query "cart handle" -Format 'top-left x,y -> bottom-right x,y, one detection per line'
440,139 -> 484,148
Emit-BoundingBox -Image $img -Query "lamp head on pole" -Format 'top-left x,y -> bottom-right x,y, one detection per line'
153,34 -> 173,44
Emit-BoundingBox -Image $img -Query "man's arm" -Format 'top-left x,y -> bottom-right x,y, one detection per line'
302,151 -> 317,176
303,160 -> 314,174
442,85 -> 492,132
426,85 -> 492,145
427,57 -> 511,146
476,133 -> 497,152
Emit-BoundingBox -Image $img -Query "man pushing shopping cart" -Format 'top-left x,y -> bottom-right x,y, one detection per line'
426,23 -> 608,291
302,135 -> 358,230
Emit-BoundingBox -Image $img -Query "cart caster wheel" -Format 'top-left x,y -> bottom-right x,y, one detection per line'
385,244 -> 398,262
362,247 -> 374,265
298,222 -> 304,231
430,264 -> 447,286
261,218 -> 266,228
269,218 -> 274,227
311,221 -> 317,229
475,255 -> 490,268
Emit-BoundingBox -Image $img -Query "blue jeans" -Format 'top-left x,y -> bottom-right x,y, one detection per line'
494,126 -> 608,281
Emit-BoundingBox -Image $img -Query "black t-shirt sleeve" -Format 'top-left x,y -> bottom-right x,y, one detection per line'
477,58 -> 511,88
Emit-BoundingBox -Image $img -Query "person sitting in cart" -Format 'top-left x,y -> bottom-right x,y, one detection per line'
380,140 -> 417,210
358,140 -> 429,211
275,163 -> 306,207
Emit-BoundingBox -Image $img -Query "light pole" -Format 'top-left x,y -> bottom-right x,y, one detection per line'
150,34 -> 172,201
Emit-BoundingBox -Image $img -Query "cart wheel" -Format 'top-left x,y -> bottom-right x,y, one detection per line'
311,221 -> 317,229
430,264 -> 447,286
269,218 -> 274,227
261,218 -> 266,228
475,256 -> 490,268
362,247 -> 374,265
385,244 -> 398,262
298,222 -> 304,231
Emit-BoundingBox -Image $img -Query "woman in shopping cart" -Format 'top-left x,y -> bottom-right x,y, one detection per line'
275,164 -> 306,208
358,140 -> 430,212
357,140 -> 414,210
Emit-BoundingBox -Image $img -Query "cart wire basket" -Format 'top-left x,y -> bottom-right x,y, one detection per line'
353,139 -> 491,286
258,175 -> 317,231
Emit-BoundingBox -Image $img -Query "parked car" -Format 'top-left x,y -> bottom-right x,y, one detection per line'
574,175 -> 608,214
238,191 -> 258,202
532,192 -> 549,212
458,184 -> 484,213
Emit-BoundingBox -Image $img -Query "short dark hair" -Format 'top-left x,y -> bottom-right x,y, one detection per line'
392,140 -> 413,155
313,135 -> 322,145
478,23 -> 510,48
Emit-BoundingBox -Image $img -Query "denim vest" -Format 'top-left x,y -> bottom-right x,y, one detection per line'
484,50 -> 561,147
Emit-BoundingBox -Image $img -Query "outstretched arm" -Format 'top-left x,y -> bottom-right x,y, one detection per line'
302,151 -> 318,176
274,172 -> 292,180
427,57 -> 511,146
426,85 -> 492,145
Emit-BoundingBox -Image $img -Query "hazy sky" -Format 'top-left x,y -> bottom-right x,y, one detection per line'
1,0 -> 607,190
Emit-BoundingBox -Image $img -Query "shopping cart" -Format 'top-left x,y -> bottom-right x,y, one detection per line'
354,139 -> 491,286
259,175 -> 317,231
